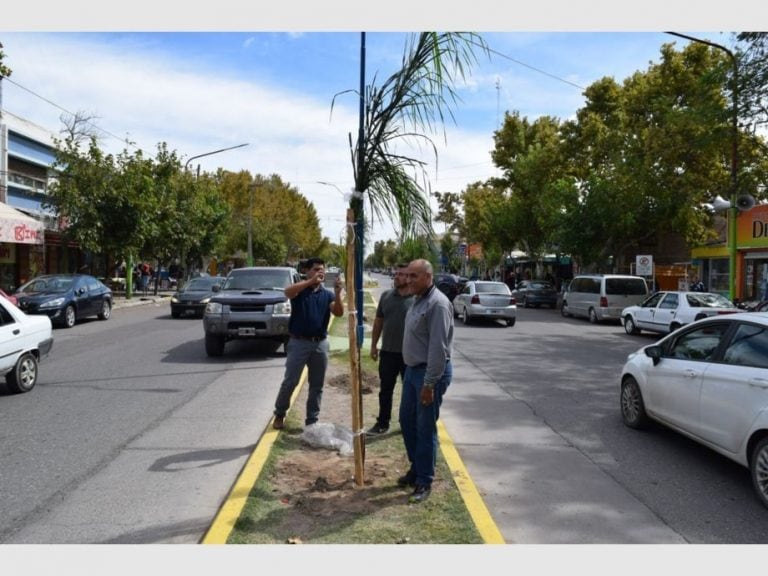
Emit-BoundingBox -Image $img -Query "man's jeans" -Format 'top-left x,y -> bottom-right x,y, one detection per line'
274,337 -> 329,426
399,360 -> 452,487
376,350 -> 406,428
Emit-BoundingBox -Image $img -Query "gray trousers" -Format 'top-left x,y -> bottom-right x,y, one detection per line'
273,337 -> 329,426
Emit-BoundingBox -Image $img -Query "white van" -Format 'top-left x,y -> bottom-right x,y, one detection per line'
561,274 -> 648,323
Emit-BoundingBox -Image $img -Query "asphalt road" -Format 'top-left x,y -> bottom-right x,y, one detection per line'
0,299 -> 287,544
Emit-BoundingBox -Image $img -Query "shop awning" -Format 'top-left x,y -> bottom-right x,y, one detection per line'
0,202 -> 44,245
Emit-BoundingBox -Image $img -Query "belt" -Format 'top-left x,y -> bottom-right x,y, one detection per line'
290,334 -> 327,342
410,359 -> 451,370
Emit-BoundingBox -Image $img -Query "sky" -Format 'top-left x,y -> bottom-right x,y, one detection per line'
3,1 -> 761,254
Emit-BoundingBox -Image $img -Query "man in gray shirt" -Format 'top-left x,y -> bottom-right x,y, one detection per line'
368,263 -> 413,435
398,258 -> 454,503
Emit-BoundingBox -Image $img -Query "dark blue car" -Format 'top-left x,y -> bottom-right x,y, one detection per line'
15,274 -> 113,328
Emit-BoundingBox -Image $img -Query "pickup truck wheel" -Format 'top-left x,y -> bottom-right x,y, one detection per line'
6,352 -> 38,394
205,334 -> 225,357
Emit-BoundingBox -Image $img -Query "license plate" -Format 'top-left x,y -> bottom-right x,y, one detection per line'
238,327 -> 256,336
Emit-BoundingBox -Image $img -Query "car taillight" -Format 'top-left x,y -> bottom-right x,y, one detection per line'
471,295 -> 480,304
510,297 -> 516,305
600,296 -> 608,307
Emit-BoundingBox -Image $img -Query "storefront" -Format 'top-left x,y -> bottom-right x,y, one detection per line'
0,201 -> 45,291
691,204 -> 768,301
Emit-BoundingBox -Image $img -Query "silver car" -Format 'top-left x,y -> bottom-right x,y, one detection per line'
452,281 -> 516,327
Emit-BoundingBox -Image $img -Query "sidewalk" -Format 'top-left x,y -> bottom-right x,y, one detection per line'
111,291 -> 172,310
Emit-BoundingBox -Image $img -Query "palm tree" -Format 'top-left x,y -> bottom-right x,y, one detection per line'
336,32 -> 489,484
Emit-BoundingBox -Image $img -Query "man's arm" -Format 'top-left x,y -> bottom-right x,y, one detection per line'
330,277 -> 344,317
285,276 -> 318,300
370,317 -> 384,360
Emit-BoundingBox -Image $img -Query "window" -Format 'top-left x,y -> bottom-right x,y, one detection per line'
666,323 -> 730,361
723,323 -> 768,369
643,293 -> 664,308
606,278 -> 647,296
659,293 -> 679,309
0,305 -> 16,326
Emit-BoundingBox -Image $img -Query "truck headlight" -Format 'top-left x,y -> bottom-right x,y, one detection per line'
274,300 -> 291,314
205,302 -> 223,314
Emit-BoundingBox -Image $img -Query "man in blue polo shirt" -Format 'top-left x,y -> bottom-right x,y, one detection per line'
272,257 -> 344,430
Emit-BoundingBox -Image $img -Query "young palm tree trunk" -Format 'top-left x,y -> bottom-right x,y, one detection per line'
346,208 -> 365,485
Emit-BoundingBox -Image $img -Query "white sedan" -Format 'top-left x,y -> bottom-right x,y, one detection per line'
620,312 -> 768,509
452,281 -> 516,326
622,290 -> 738,335
0,295 -> 53,394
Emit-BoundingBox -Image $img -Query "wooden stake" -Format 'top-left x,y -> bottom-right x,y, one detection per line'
346,208 -> 365,486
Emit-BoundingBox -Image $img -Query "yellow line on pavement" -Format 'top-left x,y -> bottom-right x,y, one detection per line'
201,367 -> 307,544
438,420 -> 506,544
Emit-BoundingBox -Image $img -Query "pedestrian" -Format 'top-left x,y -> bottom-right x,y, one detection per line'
398,258 -> 454,503
272,257 -> 344,430
368,262 -> 414,435
689,275 -> 706,292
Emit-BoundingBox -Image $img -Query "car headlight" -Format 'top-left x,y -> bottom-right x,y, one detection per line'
200,297 -> 211,305
274,300 -> 291,314
39,297 -> 66,309
170,296 -> 179,303
205,302 -> 223,314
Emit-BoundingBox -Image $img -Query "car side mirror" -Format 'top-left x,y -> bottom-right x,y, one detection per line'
644,345 -> 663,366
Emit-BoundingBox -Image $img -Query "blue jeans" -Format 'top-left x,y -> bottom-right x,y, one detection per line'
376,350 -> 406,428
274,337 -> 329,426
399,360 -> 452,487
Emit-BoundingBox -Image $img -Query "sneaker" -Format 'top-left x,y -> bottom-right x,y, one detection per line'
272,415 -> 285,430
367,423 -> 389,435
397,470 -> 416,488
409,484 -> 431,503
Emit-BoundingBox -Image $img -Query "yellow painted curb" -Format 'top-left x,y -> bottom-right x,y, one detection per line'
201,366 -> 307,544
439,420 -> 506,544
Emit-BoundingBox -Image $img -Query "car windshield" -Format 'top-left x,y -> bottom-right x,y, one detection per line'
185,277 -> 219,291
474,282 -> 510,294
527,281 -> 553,290
19,276 -> 75,294
686,293 -> 735,308
223,271 -> 290,291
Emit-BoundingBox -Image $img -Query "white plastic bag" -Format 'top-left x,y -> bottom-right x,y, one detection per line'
301,422 -> 354,456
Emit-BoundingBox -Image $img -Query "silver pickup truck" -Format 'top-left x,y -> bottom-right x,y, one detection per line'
202,266 -> 301,356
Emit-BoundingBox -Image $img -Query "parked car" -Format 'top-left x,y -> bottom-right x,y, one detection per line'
434,273 -> 465,302
0,288 -> 18,307
511,280 -> 558,308
622,291 -> 739,335
202,266 -> 301,356
452,280 -> 516,326
14,274 -> 113,328
619,312 -> 768,509
170,276 -> 222,318
0,294 -> 53,394
561,274 -> 648,323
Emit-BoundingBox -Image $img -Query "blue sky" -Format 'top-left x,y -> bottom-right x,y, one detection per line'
1,1 -> 761,248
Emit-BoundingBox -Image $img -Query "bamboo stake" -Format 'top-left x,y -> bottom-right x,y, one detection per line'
346,208 -> 365,485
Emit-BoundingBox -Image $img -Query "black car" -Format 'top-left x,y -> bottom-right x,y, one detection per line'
170,276 -> 222,318
434,273 -> 466,302
511,280 -> 558,308
15,274 -> 113,328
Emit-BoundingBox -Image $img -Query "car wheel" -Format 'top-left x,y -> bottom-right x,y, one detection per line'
620,376 -> 649,429
205,334 -> 226,357
750,436 -> 768,509
6,352 -> 38,394
561,301 -> 570,317
462,306 -> 472,325
62,305 -> 76,328
588,308 -> 599,324
98,300 -> 111,320
506,318 -> 516,327
669,322 -> 682,333
624,315 -> 640,335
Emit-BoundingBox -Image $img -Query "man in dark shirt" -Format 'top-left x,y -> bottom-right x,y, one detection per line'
272,257 -> 344,430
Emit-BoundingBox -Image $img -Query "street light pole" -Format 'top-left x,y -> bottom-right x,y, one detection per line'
184,142 -> 250,176
666,32 -> 739,300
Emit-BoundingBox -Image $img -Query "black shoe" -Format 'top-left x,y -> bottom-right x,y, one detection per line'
397,470 -> 416,488
409,484 -> 431,503
367,423 -> 389,435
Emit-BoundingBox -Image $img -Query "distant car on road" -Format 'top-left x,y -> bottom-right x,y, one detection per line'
620,312 -> 768,509
434,273 -> 465,302
15,274 -> 113,328
511,280 -> 558,308
452,280 -> 516,326
170,276 -> 222,318
0,294 -> 53,394
622,291 -> 738,335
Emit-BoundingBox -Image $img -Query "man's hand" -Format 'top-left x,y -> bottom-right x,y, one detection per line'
420,386 -> 434,407
370,344 -> 379,361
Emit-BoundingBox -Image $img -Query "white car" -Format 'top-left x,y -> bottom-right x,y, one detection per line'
622,290 -> 738,335
0,295 -> 53,394
620,312 -> 768,508
452,281 -> 516,326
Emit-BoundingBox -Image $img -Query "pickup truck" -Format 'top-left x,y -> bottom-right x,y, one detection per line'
202,266 -> 300,356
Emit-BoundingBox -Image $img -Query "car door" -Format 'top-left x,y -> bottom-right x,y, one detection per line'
634,292 -> 665,330
73,277 -> 95,317
0,303 -> 20,373
698,321 -> 768,453
644,322 -> 731,433
652,292 -> 680,332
